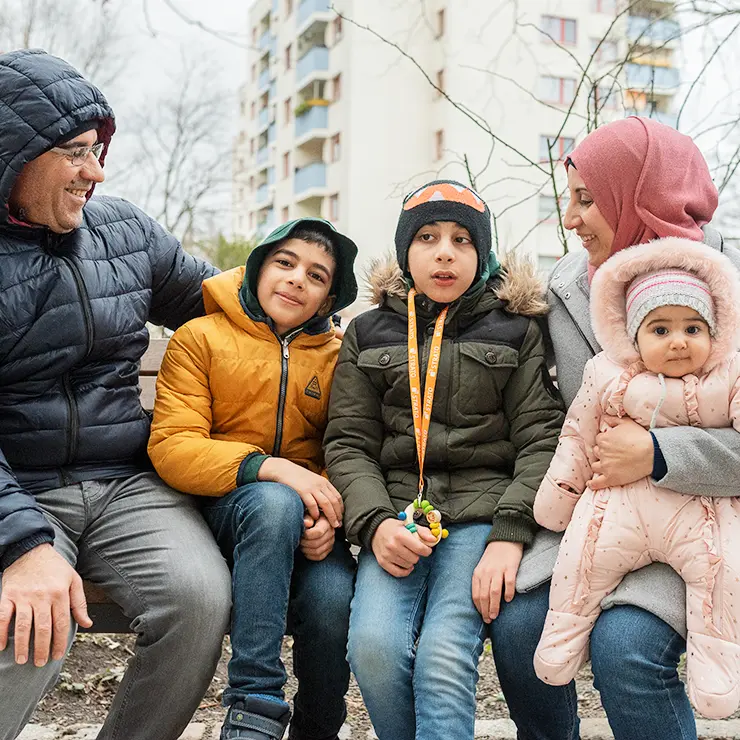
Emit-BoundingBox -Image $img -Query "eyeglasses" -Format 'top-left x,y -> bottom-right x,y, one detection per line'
49,142 -> 104,166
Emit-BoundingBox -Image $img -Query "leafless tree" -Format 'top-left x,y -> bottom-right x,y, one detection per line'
0,0 -> 127,87
335,0 -> 740,254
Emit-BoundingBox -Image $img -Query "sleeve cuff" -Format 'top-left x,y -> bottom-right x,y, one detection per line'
487,516 -> 535,547
0,532 -> 55,571
237,453 -> 271,486
650,432 -> 668,482
359,510 -> 397,550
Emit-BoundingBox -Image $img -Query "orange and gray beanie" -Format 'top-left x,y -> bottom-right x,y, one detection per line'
394,179 -> 494,280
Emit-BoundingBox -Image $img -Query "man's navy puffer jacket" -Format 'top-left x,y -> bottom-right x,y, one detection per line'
0,49 -> 217,569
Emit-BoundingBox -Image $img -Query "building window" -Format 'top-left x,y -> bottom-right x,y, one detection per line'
330,133 -> 341,162
594,85 -> 620,111
251,63 -> 257,82
329,194 -> 339,221
285,0 -> 293,17
282,206 -> 289,222
282,152 -> 290,179
593,0 -> 616,13
332,74 -> 342,102
541,16 -> 577,45
539,76 -> 576,105
539,135 -> 575,163
434,130 -> 444,161
252,27 -> 258,45
591,38 -> 618,64
249,176 -> 254,191
284,97 -> 292,125
538,194 -> 561,222
436,9 -> 445,38
285,44 -> 292,71
250,101 -> 256,120
334,15 -> 343,43
250,138 -> 255,155
435,69 -> 445,97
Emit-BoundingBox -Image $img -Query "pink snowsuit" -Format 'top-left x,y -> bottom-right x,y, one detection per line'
533,238 -> 740,719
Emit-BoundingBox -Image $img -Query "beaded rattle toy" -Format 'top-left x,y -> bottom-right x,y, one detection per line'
398,499 -> 449,544
397,288 -> 450,547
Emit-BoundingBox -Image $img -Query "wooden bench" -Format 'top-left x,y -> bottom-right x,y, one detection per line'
80,338 -> 169,633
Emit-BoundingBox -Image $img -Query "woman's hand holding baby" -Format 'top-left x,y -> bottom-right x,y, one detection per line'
372,519 -> 436,578
589,416 -> 654,489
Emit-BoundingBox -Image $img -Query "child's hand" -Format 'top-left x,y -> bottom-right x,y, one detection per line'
372,519 -> 434,578
258,458 -> 343,527
300,515 -> 336,561
472,541 -> 524,624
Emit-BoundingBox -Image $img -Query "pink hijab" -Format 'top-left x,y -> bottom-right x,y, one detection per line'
566,117 -> 718,279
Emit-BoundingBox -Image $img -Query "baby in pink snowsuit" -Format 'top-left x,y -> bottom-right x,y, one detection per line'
533,237 -> 740,719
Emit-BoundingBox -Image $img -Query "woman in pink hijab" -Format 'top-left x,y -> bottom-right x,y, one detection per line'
487,117 -> 739,740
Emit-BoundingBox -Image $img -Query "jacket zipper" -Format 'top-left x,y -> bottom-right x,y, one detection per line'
58,256 -> 95,464
271,330 -> 301,456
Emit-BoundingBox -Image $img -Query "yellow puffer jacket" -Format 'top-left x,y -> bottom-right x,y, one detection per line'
147,267 -> 340,496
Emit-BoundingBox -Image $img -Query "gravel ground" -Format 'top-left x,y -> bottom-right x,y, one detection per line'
30,633 -> 614,735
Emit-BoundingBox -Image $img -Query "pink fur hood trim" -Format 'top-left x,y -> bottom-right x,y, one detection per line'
590,237 -> 740,372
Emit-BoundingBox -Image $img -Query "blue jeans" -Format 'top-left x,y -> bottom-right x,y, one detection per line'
348,522 -> 490,740
202,482 -> 356,740
490,581 -> 695,740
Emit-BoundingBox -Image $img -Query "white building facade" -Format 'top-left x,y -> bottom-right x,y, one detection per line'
233,0 -> 680,304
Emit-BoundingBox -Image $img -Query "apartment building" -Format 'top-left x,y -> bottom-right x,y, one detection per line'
233,0 -> 680,301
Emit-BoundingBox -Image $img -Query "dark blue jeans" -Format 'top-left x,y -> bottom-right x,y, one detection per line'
490,581 -> 695,740
203,482 -> 356,740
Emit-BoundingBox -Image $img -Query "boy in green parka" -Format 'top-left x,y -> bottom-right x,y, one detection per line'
323,180 -> 565,740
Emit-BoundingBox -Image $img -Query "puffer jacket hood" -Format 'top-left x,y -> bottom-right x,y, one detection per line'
0,49 -> 116,226
365,251 -> 549,317
204,266 -> 259,331
591,237 -> 740,373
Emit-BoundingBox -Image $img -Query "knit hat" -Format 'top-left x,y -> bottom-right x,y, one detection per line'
394,179 -> 494,280
625,268 -> 715,341
54,120 -> 100,147
566,117 -> 717,263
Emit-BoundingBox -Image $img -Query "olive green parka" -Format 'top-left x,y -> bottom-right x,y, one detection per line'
324,256 -> 565,549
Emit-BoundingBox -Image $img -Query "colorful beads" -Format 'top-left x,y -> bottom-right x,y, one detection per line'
400,501 -> 449,546
398,511 -> 407,520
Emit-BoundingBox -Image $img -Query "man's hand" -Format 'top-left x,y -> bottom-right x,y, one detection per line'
0,544 -> 91,666
300,515 -> 336,561
472,541 -> 524,623
259,458 -> 343,527
590,416 -> 654,490
371,519 -> 436,578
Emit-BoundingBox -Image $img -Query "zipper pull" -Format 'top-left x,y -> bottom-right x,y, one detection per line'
282,340 -> 290,359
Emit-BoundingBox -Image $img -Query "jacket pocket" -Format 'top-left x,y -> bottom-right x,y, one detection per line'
456,343 -> 519,413
357,346 -> 409,398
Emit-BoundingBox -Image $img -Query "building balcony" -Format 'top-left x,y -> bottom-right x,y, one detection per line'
259,30 -> 273,52
256,147 -> 269,167
258,67 -> 271,91
267,166 -> 276,186
256,210 -> 276,240
268,122 -> 276,144
255,183 -> 270,205
626,109 -> 678,128
625,63 -> 679,91
294,161 -> 327,196
297,0 -> 331,28
258,107 -> 270,130
627,16 -> 680,44
295,104 -> 329,139
269,80 -> 277,102
296,46 -> 329,85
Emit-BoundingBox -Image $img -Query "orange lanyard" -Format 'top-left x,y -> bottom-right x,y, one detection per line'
407,288 -> 448,503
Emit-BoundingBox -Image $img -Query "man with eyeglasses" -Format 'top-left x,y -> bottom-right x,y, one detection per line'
0,49 -> 231,739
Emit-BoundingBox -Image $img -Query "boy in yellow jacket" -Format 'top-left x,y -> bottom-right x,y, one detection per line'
148,219 -> 359,740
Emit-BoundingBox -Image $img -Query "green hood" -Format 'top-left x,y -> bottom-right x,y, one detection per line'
240,218 -> 359,322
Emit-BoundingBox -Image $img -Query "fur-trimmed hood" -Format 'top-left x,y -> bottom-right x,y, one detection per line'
591,237 -> 740,372
365,252 -> 549,317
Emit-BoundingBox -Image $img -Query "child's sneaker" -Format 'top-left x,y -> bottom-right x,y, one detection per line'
221,695 -> 292,740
